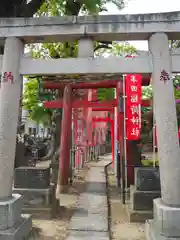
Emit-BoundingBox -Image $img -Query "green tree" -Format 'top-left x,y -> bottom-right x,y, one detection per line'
23,0 -> 126,123
172,75 -> 180,121
23,78 -> 53,125
141,75 -> 180,133
0,0 -> 124,17
96,42 -> 137,100
95,41 -> 136,57
23,0 -> 127,169
22,0 -> 126,125
0,0 -> 43,17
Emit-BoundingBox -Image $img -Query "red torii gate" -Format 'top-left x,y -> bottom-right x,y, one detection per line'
44,98 -> 150,109
43,77 -> 151,192
92,116 -> 114,162
43,80 -> 120,191
44,99 -> 117,108
42,77 -> 150,89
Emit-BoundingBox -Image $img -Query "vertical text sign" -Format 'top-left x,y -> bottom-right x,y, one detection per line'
76,119 -> 84,145
2,72 -> 14,84
125,74 -> 142,140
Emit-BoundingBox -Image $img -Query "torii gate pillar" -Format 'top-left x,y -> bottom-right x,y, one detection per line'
58,84 -> 72,192
78,38 -> 94,58
57,38 -> 94,193
146,33 -> 180,239
0,37 -> 31,237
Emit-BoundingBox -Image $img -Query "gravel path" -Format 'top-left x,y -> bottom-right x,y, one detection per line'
26,157 -> 146,240
107,166 -> 145,240
66,159 -> 110,240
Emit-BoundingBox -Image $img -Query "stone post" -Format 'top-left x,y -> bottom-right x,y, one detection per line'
0,37 -> 31,238
56,39 -> 93,195
78,38 -> 94,163
146,33 -> 180,239
0,37 -> 24,198
78,38 -> 94,58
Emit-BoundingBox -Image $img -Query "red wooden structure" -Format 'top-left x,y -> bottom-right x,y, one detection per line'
43,76 -> 151,192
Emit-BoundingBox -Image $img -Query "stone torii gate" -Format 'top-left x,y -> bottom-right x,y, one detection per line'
0,11 -> 180,239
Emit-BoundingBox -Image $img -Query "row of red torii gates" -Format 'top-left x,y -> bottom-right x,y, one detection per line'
42,75 -> 151,193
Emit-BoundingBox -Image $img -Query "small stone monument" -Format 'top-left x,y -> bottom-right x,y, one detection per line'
13,167 -> 56,219
14,142 -> 28,168
126,167 -> 161,222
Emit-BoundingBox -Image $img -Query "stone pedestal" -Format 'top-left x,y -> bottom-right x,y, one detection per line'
14,167 -> 56,219
0,194 -> 31,239
146,199 -> 180,239
13,185 -> 56,219
126,167 -> 161,223
146,33 -> 180,239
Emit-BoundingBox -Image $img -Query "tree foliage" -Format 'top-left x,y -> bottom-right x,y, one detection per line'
37,0 -> 125,16
24,41 -> 137,123
142,76 -> 180,101
97,42 -> 137,101
0,0 -> 44,17
95,42 -> 136,57
142,75 -> 180,130
142,86 -> 152,100
22,0 -> 135,124
0,0 -> 124,17
23,78 -> 53,125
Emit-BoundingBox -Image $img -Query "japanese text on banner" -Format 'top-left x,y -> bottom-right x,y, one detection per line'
125,74 -> 142,140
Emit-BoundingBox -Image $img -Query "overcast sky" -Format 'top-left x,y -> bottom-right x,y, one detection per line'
105,0 -> 180,50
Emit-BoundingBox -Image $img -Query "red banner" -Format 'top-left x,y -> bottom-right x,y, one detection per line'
125,74 -> 142,140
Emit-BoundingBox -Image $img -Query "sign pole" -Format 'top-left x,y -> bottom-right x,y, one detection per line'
123,74 -> 128,200
114,89 -> 117,176
123,73 -> 142,202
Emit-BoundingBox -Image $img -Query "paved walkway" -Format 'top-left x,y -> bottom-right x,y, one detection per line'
66,155 -> 112,240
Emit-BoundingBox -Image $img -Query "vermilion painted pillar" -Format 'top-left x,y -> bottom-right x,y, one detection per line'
59,84 -> 72,192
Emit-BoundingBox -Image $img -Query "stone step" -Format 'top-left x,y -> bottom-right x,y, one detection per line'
68,159 -> 109,234
0,214 -> 32,240
130,186 -> 161,211
66,231 -> 109,240
126,202 -> 153,223
13,184 -> 55,206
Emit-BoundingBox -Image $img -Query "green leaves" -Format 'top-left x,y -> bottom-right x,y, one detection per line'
96,42 -> 136,101
95,42 -> 136,57
98,88 -> 114,101
24,0 -> 129,125
36,0 -> 126,17
142,86 -> 153,100
23,78 -> 52,125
